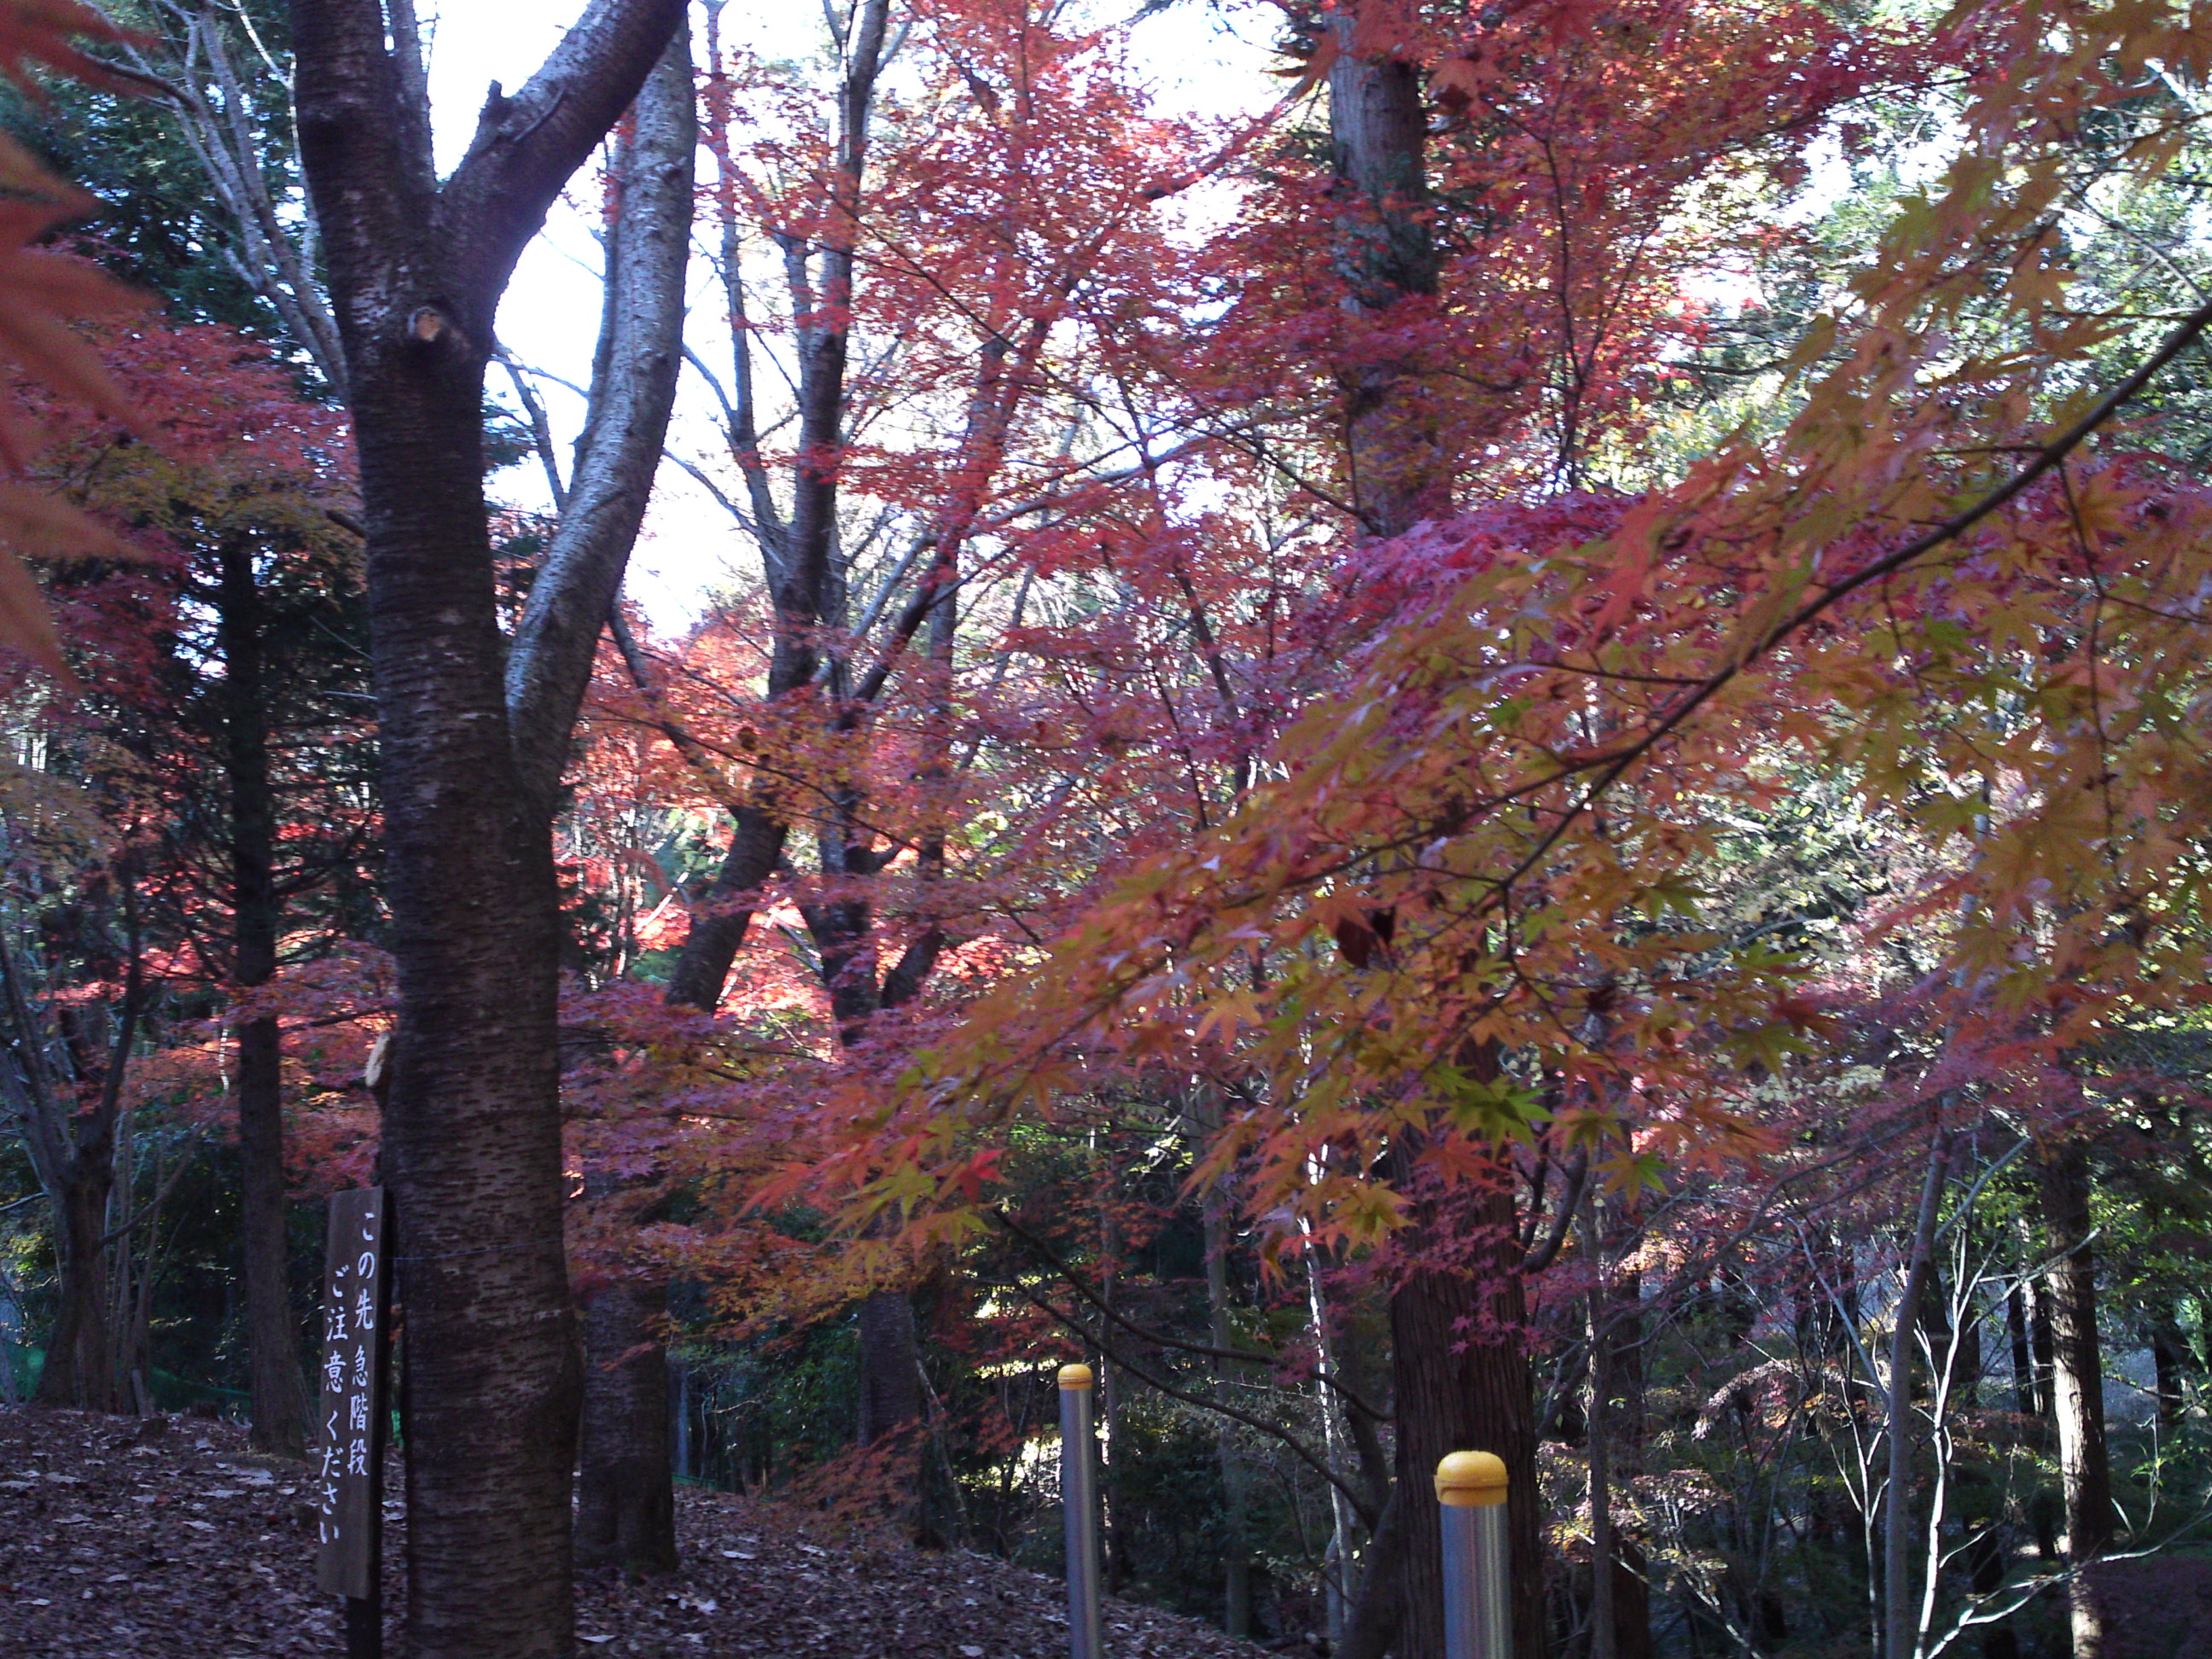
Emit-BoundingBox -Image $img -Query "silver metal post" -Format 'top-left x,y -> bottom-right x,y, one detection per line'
1060,1363 -> 1105,1659
1438,1452 -> 1511,1659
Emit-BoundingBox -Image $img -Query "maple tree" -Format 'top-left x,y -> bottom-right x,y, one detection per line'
667,3 -> 2212,1656
11,0 -> 2212,1656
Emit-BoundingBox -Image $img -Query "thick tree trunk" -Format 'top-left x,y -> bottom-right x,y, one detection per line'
576,1278 -> 678,1573
355,325 -> 581,1659
36,1167 -> 122,1411
289,4 -> 685,1651
1327,21 -> 1444,538
2040,1140 -> 2112,1659
1389,1178 -> 1543,1659
219,533 -> 308,1458
855,1288 -> 924,1445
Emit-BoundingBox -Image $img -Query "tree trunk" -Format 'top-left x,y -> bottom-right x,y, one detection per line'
14,885 -> 143,1417
2028,1272 -> 2058,1434
2040,1140 -> 2112,1659
1326,18 -> 1444,538
1205,1164 -> 1254,1637
1605,1225 -> 1651,1659
2149,1304 -> 2192,1437
219,532 -> 308,1458
555,26 -> 699,1580
1885,1133 -> 1952,1659
665,0 -> 892,1017
855,1287 -> 924,1446
1389,1177 -> 1544,1659
289,4 -> 686,1651
2005,1283 -> 2040,1421
1965,1523 -> 2022,1659
352,308 -> 580,1659
1337,1482 -> 1407,1659
1306,1236 -> 1360,1651
36,1164 -> 122,1411
576,1278 -> 678,1573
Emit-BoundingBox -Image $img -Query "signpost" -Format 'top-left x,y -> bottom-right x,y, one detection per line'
315,1185 -> 391,1658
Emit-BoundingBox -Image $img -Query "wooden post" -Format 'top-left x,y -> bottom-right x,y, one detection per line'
314,1186 -> 391,1658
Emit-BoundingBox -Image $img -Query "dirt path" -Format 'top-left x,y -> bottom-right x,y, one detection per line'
0,1406 -> 1276,1657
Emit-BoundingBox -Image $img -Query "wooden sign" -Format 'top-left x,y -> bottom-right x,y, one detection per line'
314,1185 -> 389,1602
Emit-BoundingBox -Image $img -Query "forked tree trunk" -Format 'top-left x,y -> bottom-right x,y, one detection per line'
218,532 -> 308,1458
14,886 -> 143,1417
2040,1139 -> 2113,1659
288,4 -> 685,1652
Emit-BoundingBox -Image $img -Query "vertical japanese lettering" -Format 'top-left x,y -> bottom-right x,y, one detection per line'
314,1187 -> 387,1601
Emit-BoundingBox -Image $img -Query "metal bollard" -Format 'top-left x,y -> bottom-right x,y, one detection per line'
1059,1363 -> 1106,1659
1436,1451 -> 1511,1659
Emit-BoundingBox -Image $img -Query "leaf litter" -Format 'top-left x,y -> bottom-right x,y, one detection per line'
0,1407 -> 1282,1656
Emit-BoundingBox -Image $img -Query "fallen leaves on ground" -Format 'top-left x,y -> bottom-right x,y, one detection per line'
0,1406 -> 1283,1657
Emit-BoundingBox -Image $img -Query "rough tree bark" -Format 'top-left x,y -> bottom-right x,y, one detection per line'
1388,1174 -> 1544,1659
2040,1139 -> 2113,1659
1326,32 -> 1545,1659
288,3 -> 686,1653
218,532 -> 309,1458
1327,15 -> 1445,538
855,1289 -> 925,1444
575,1277 -> 678,1573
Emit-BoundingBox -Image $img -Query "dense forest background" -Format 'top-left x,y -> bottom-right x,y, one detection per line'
3,2 -> 2211,1658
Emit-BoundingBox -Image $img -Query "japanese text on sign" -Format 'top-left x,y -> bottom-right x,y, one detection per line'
314,1186 -> 386,1600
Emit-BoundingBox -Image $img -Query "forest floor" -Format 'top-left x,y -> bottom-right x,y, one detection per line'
0,1406 -> 1279,1658
9,1404 -> 2208,1659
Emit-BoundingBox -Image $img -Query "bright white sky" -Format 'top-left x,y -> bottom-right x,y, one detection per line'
411,0 -> 1282,632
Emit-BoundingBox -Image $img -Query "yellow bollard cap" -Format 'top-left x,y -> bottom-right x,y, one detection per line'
1058,1363 -> 1095,1389
1435,1450 -> 1509,1507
